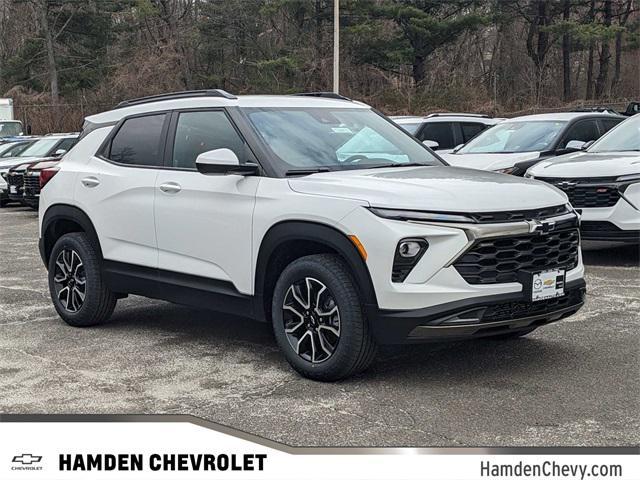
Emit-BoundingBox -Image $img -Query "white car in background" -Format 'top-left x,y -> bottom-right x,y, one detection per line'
527,115 -> 640,243
440,112 -> 624,175
391,113 -> 501,153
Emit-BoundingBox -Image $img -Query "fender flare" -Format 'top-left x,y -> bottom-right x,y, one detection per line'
253,221 -> 378,320
40,204 -> 102,265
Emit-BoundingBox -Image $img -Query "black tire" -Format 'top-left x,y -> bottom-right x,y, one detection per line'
48,232 -> 117,327
272,254 -> 377,381
485,327 -> 537,340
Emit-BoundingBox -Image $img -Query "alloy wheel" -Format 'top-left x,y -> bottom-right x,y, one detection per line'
53,248 -> 86,313
282,277 -> 341,363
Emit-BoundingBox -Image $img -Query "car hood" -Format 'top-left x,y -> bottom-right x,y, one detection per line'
440,152 -> 541,170
288,166 -> 568,212
528,151 -> 640,178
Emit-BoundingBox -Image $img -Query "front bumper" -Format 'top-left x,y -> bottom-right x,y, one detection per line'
368,278 -> 585,344
578,198 -> 640,243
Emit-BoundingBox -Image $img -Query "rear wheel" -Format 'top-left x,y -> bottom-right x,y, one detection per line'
272,254 -> 377,381
48,232 -> 117,327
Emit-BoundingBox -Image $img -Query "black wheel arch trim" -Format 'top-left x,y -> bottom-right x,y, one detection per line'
253,220 -> 378,321
40,204 -> 103,267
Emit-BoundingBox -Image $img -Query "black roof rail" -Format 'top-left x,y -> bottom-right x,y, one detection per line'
115,89 -> 237,109
425,112 -> 490,118
292,92 -> 352,101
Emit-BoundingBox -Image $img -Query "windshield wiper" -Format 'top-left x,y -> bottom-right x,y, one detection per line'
365,162 -> 430,169
285,167 -> 331,176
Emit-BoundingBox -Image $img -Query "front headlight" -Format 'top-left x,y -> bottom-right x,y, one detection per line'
367,207 -> 475,224
615,173 -> 640,183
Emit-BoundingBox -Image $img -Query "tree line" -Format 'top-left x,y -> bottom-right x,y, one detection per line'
0,0 -> 638,132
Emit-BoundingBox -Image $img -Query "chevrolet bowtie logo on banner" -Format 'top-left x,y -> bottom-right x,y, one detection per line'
12,454 -> 42,465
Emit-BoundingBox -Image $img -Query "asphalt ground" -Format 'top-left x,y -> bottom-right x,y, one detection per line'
1,206 -> 638,447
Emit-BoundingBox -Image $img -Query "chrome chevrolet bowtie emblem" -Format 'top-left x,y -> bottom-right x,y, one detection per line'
556,181 -> 577,189
527,219 -> 556,234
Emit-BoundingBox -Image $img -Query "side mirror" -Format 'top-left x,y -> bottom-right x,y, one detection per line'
452,144 -> 464,153
422,140 -> 440,150
581,140 -> 594,150
53,149 -> 67,156
195,148 -> 259,176
564,140 -> 586,152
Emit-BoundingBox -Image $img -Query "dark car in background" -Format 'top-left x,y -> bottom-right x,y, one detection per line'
1,134 -> 77,207
22,158 -> 60,208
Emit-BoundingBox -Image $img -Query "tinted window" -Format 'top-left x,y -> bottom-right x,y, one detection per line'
53,138 -> 77,154
109,114 -> 166,166
601,118 -> 622,133
172,111 -> 246,169
562,120 -> 600,147
461,122 -> 487,142
420,122 -> 455,149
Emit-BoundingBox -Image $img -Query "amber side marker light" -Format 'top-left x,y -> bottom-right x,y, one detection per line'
348,235 -> 367,261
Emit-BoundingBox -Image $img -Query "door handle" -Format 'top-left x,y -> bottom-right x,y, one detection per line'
159,182 -> 181,194
81,176 -> 100,188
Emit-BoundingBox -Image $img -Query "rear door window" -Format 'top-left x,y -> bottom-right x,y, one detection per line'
419,122 -> 456,149
600,118 -> 623,134
461,122 -> 487,142
108,114 -> 167,166
561,120 -> 600,147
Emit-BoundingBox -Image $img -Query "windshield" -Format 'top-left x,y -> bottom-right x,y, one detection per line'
18,138 -> 58,157
0,122 -> 23,137
458,120 -> 567,154
0,141 -> 30,157
589,116 -> 640,152
242,107 -> 443,175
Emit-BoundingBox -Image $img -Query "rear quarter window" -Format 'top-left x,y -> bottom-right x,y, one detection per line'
107,114 -> 167,166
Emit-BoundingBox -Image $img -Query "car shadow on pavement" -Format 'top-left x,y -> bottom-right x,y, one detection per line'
101,297 -> 577,384
581,242 -> 639,267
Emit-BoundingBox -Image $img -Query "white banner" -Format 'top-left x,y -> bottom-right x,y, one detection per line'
1,420 -> 637,480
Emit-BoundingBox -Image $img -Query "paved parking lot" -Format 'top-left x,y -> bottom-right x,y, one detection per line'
1,206 -> 638,447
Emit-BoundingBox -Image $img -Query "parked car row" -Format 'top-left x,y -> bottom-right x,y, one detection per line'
0,133 -> 78,208
391,104 -> 639,244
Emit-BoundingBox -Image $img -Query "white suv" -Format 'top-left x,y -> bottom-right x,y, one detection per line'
526,115 -> 640,243
38,90 -> 586,381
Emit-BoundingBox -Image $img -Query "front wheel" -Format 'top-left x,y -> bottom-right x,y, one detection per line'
272,254 -> 377,381
48,232 -> 117,327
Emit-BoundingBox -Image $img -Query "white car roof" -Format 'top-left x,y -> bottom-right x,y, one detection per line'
86,93 -> 370,125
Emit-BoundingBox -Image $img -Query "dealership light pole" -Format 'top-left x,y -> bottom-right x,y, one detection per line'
333,0 -> 339,94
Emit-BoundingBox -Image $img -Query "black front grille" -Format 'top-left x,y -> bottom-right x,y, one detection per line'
23,174 -> 40,196
542,177 -> 621,208
467,204 -> 569,223
453,228 -> 580,285
482,288 -> 584,322
7,172 -> 22,187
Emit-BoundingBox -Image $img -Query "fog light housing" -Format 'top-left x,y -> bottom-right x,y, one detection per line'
392,238 -> 428,283
398,240 -> 423,258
